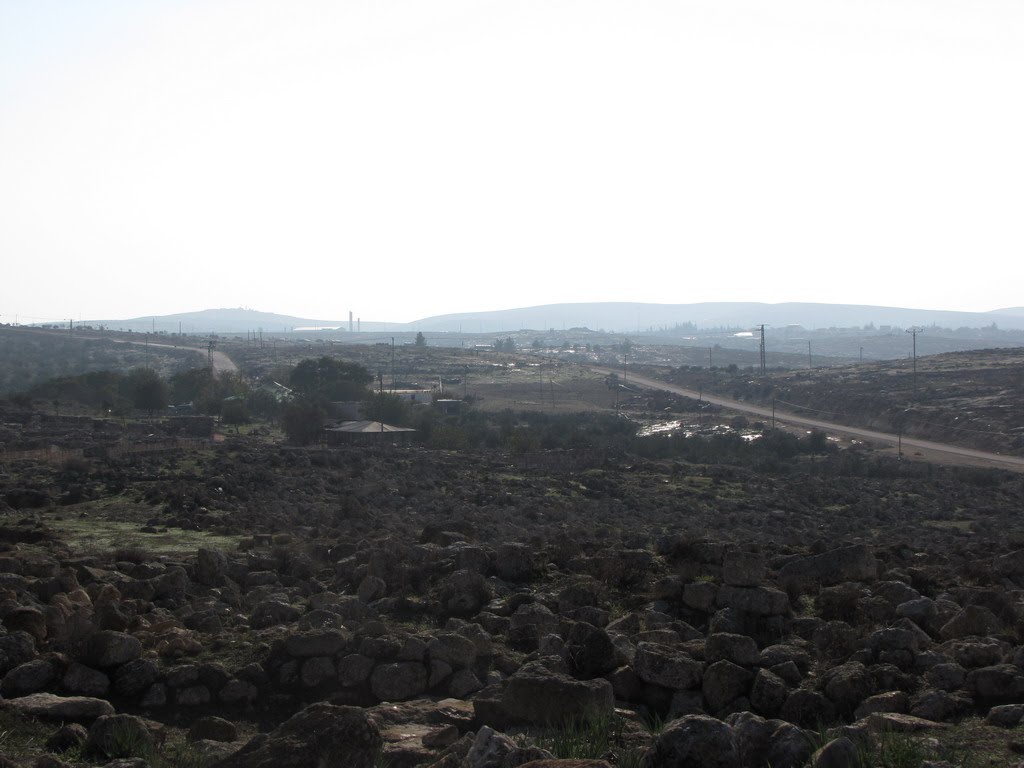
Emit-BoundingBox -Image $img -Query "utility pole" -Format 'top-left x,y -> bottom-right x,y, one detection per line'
708,347 -> 713,370
772,398 -> 776,430
390,337 -> 396,393
757,324 -> 767,375
859,346 -> 863,362
807,340 -> 812,370
906,327 -> 923,393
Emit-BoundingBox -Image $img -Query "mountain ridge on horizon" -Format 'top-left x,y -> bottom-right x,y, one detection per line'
69,302 -> 1024,334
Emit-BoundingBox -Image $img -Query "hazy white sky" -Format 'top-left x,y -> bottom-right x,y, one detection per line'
2,1 -> 1022,324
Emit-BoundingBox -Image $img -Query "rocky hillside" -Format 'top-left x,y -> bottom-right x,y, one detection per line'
662,348 -> 1024,456
0,439 -> 1021,766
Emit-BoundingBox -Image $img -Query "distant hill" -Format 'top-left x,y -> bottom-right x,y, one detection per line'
82,308 -> 348,334
991,307 -> 1024,318
409,302 -> 1024,333
77,302 -> 1024,335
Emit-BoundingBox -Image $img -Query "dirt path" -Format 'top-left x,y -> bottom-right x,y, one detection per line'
589,366 -> 1024,474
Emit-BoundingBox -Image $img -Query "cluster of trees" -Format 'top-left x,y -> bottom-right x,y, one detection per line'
27,368 -> 173,417
281,356 -> 375,444
19,365 -> 281,423
494,337 -> 517,352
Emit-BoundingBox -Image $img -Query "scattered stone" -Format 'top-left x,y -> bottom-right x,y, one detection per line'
45,723 -> 88,752
642,714 -> 739,768
491,661 -> 614,726
810,736 -> 859,768
83,631 -> 142,668
1,693 -> 114,722
85,714 -> 157,759
212,703 -> 381,768
189,716 -> 239,743
634,643 -> 703,690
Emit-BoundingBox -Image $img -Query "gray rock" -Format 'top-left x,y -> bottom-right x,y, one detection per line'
896,598 -> 938,628
357,575 -> 386,603
853,691 -> 908,720
177,685 -> 211,706
338,654 -> 375,687
823,661 -> 872,715
0,631 -> 37,676
683,582 -> 719,613
285,629 -> 349,658
464,725 -> 517,768
196,548 -> 228,586
929,663 -> 966,692
46,722 -> 88,752
985,703 -> 1024,727
778,544 -> 877,591
440,570 -> 492,616
750,669 -> 790,718
140,682 -> 168,708
495,543 -> 539,583
62,663 -> 110,697
428,633 -> 478,669
496,660 -> 614,725
702,661 -> 752,714
250,600 -> 301,628
83,631 -> 142,668
966,664 -> 1024,702
189,715 -> 238,743
85,714 -> 156,759
113,659 -> 159,698
370,662 -> 428,701
218,679 -> 258,705
727,711 -> 810,768
780,689 -> 836,729
940,606 -> 1003,640
301,657 -> 336,687
1,658 -> 56,697
564,622 -> 618,677
810,736 -> 859,768
448,669 -> 482,698
722,551 -> 766,587
3,692 -> 114,722
705,633 -> 760,667
212,703 -> 381,768
716,586 -> 789,616
641,714 -> 738,768
3,607 -> 47,643
634,643 -> 703,690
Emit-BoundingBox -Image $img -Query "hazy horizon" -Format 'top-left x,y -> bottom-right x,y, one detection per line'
3,2 -> 1022,324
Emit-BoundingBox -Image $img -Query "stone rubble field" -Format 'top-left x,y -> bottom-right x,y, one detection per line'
0,442 -> 1023,767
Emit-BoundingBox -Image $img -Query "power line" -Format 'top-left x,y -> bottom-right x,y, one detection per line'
757,324 -> 767,374
906,327 -> 924,393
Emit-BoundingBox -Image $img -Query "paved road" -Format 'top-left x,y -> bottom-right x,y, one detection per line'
589,366 -> 1024,474
112,337 -> 239,375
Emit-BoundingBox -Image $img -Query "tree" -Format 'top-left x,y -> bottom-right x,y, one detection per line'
282,398 -> 326,445
221,398 -> 249,430
290,357 -> 372,401
125,368 -> 168,417
494,337 -> 516,353
414,332 -> 426,347
363,392 -> 411,425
